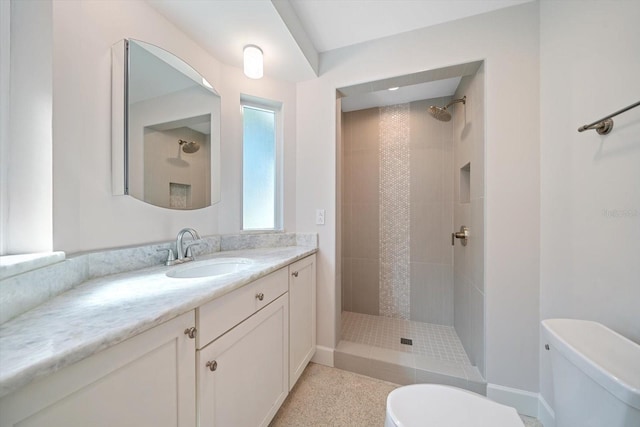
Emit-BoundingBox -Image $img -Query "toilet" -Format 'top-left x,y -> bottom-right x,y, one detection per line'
542,318 -> 640,427
385,384 -> 524,427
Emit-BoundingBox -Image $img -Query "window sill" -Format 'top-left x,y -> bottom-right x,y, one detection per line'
0,251 -> 66,280
240,229 -> 284,234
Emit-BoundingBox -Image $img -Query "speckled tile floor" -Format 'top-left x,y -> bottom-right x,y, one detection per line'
271,363 -> 544,427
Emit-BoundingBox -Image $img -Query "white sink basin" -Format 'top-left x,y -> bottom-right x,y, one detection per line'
166,258 -> 254,279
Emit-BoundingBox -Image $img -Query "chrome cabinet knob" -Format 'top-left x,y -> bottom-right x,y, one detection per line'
184,327 -> 197,339
256,292 -> 264,301
206,360 -> 217,372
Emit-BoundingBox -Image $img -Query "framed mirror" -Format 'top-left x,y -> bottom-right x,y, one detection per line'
112,39 -> 221,209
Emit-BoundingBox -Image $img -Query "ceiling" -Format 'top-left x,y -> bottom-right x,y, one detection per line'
288,0 -> 532,53
340,77 -> 461,112
147,0 -> 532,83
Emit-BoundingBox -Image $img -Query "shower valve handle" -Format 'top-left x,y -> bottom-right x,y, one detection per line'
451,226 -> 469,246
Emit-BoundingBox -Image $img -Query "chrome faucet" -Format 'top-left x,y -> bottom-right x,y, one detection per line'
176,228 -> 202,262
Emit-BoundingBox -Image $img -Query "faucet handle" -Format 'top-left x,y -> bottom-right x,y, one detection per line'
157,248 -> 177,266
184,241 -> 204,260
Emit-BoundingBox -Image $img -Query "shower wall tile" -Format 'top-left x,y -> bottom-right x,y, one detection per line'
410,262 -> 441,323
350,148 -> 379,204
410,262 -> 453,325
343,99 -> 456,323
453,270 -> 471,357
454,201 -> 471,276
341,203 -> 352,258
471,131 -> 485,200
342,258 -> 353,312
351,259 -> 380,315
410,203 -> 444,264
410,98 -> 450,150
442,202 -> 454,265
342,152 -> 353,206
350,203 -> 379,260
409,100 -> 429,148
443,265 -> 454,305
408,98 -> 454,324
342,106 -> 380,318
341,111 -> 351,151
471,64 -> 485,199
443,145 -> 454,203
470,197 -> 485,291
349,108 -> 379,152
453,66 -> 485,376
410,148 -> 444,204
470,285 -> 485,373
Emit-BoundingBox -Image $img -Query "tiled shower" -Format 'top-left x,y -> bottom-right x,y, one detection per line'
338,64 -> 485,387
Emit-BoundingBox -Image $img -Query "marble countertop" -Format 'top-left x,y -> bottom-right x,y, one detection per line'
0,245 -> 316,398
0,252 -> 66,280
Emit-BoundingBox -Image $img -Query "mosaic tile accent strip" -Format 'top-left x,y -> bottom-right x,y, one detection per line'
379,104 -> 411,319
341,311 -> 471,365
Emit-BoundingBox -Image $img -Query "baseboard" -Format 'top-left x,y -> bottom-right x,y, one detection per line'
537,394 -> 555,427
487,383 -> 539,417
310,345 -> 334,367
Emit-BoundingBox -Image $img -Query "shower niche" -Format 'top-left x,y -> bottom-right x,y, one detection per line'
337,61 -> 485,390
460,162 -> 471,204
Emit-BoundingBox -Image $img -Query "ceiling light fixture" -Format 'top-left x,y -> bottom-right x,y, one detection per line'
388,87 -> 400,91
243,45 -> 263,79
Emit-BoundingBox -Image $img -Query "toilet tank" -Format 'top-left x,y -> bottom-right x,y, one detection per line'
542,319 -> 640,427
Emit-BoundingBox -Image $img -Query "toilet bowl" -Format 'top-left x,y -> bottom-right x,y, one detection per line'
385,384 -> 524,427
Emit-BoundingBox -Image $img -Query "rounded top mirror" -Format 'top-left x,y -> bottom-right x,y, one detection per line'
112,38 -> 221,210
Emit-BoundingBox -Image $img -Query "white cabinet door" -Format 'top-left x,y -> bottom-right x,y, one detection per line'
0,312 -> 196,427
288,254 -> 316,389
198,294 -> 289,427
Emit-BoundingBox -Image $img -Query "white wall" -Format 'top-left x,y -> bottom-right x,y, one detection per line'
1,0 -> 53,254
0,0 -> 9,254
297,2 -> 540,392
539,0 -> 640,416
51,0 -> 296,253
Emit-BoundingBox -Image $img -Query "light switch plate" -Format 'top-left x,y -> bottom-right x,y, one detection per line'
315,209 -> 325,225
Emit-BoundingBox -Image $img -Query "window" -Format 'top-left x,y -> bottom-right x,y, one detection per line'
241,99 -> 282,230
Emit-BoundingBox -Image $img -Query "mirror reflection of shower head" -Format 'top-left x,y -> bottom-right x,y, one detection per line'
428,96 -> 466,122
179,139 -> 200,153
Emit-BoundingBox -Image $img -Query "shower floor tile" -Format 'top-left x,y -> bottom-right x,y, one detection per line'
341,311 -> 471,365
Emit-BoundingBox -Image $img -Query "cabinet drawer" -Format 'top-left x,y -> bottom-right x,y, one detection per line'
197,267 -> 288,348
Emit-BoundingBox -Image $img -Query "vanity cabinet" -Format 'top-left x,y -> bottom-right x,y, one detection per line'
196,267 -> 290,427
0,253 -> 317,427
288,254 -> 316,389
197,294 -> 289,427
0,312 -> 196,427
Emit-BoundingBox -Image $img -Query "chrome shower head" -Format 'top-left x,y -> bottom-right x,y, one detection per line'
428,105 -> 452,122
428,96 -> 466,122
179,139 -> 200,154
